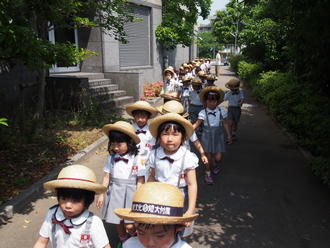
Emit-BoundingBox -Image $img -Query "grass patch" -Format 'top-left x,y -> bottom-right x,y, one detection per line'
0,105 -> 125,204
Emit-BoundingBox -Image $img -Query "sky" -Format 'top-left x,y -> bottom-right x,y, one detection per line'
198,0 -> 230,24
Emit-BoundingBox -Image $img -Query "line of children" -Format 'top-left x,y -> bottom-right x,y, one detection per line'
34,68 -> 244,247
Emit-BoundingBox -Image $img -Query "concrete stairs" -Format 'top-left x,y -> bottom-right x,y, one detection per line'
50,72 -> 134,108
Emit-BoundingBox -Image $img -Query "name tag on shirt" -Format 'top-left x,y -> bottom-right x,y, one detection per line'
131,165 -> 138,176
179,173 -> 186,187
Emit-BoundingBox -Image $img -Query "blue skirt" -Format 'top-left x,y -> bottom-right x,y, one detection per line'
201,125 -> 226,153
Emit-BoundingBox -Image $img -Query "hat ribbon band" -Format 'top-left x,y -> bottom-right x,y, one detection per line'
57,177 -> 96,183
132,201 -> 183,217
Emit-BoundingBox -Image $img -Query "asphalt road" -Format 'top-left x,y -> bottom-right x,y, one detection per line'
0,66 -> 329,248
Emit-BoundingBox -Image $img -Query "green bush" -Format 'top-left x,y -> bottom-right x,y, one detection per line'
248,71 -> 330,186
237,61 -> 263,83
228,54 -> 245,73
310,157 -> 330,186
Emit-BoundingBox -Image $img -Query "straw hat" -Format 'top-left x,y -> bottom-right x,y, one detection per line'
181,75 -> 191,83
126,101 -> 158,118
164,67 -> 175,76
160,91 -> 181,101
157,100 -> 189,118
115,182 -> 198,224
44,165 -> 107,194
206,74 -> 217,81
103,121 -> 140,144
149,113 -> 194,140
199,86 -> 224,104
225,78 -> 241,89
197,70 -> 206,77
191,77 -> 203,85
183,63 -> 190,69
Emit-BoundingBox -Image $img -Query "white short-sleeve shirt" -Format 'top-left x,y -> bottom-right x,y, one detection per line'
190,90 -> 203,106
224,90 -> 244,107
132,123 -> 155,156
103,153 -> 145,179
198,107 -> 228,127
147,146 -> 199,187
123,236 -> 192,248
162,78 -> 181,93
39,206 -> 109,248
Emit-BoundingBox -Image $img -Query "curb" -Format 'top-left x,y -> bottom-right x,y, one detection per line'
0,135 -> 108,215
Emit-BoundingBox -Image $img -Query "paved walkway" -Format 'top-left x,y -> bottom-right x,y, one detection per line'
0,66 -> 329,247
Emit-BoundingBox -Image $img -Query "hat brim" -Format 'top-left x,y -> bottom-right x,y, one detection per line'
156,106 -> 189,119
225,83 -> 240,89
149,113 -> 194,140
160,94 -> 181,101
44,180 -> 106,194
103,124 -> 140,144
199,86 -> 224,104
126,103 -> 158,118
115,209 -> 198,224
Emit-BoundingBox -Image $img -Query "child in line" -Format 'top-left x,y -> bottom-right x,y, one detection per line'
157,100 -> 208,165
33,164 -> 110,248
193,87 -> 231,185
205,74 -> 217,87
97,121 -> 145,244
162,67 -> 180,94
179,75 -> 192,113
126,101 -> 158,181
183,64 -> 192,77
115,182 -> 198,248
189,77 -> 204,125
197,70 -> 207,85
126,100 -> 158,157
147,113 -> 198,237
224,78 -> 244,143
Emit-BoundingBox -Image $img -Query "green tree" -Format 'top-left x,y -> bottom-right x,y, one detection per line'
212,0 -> 245,53
156,0 -> 212,50
0,0 -> 133,132
196,32 -> 222,58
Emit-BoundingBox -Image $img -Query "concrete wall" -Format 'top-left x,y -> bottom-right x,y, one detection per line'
102,0 -> 163,100
79,27 -> 103,73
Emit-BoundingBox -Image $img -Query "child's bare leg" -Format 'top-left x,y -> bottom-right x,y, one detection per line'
212,152 -> 222,175
227,120 -> 234,143
204,152 -> 214,184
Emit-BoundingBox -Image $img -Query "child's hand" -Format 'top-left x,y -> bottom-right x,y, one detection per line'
96,194 -> 104,208
227,139 -> 233,145
184,221 -> 193,227
201,154 -> 208,165
183,210 -> 194,227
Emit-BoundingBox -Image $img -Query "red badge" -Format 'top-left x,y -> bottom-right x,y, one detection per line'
80,234 -> 91,242
131,165 -> 138,176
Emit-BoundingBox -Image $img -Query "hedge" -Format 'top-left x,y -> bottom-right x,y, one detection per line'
238,62 -> 330,186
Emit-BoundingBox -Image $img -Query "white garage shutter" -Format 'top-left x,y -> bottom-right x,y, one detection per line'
119,5 -> 151,67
